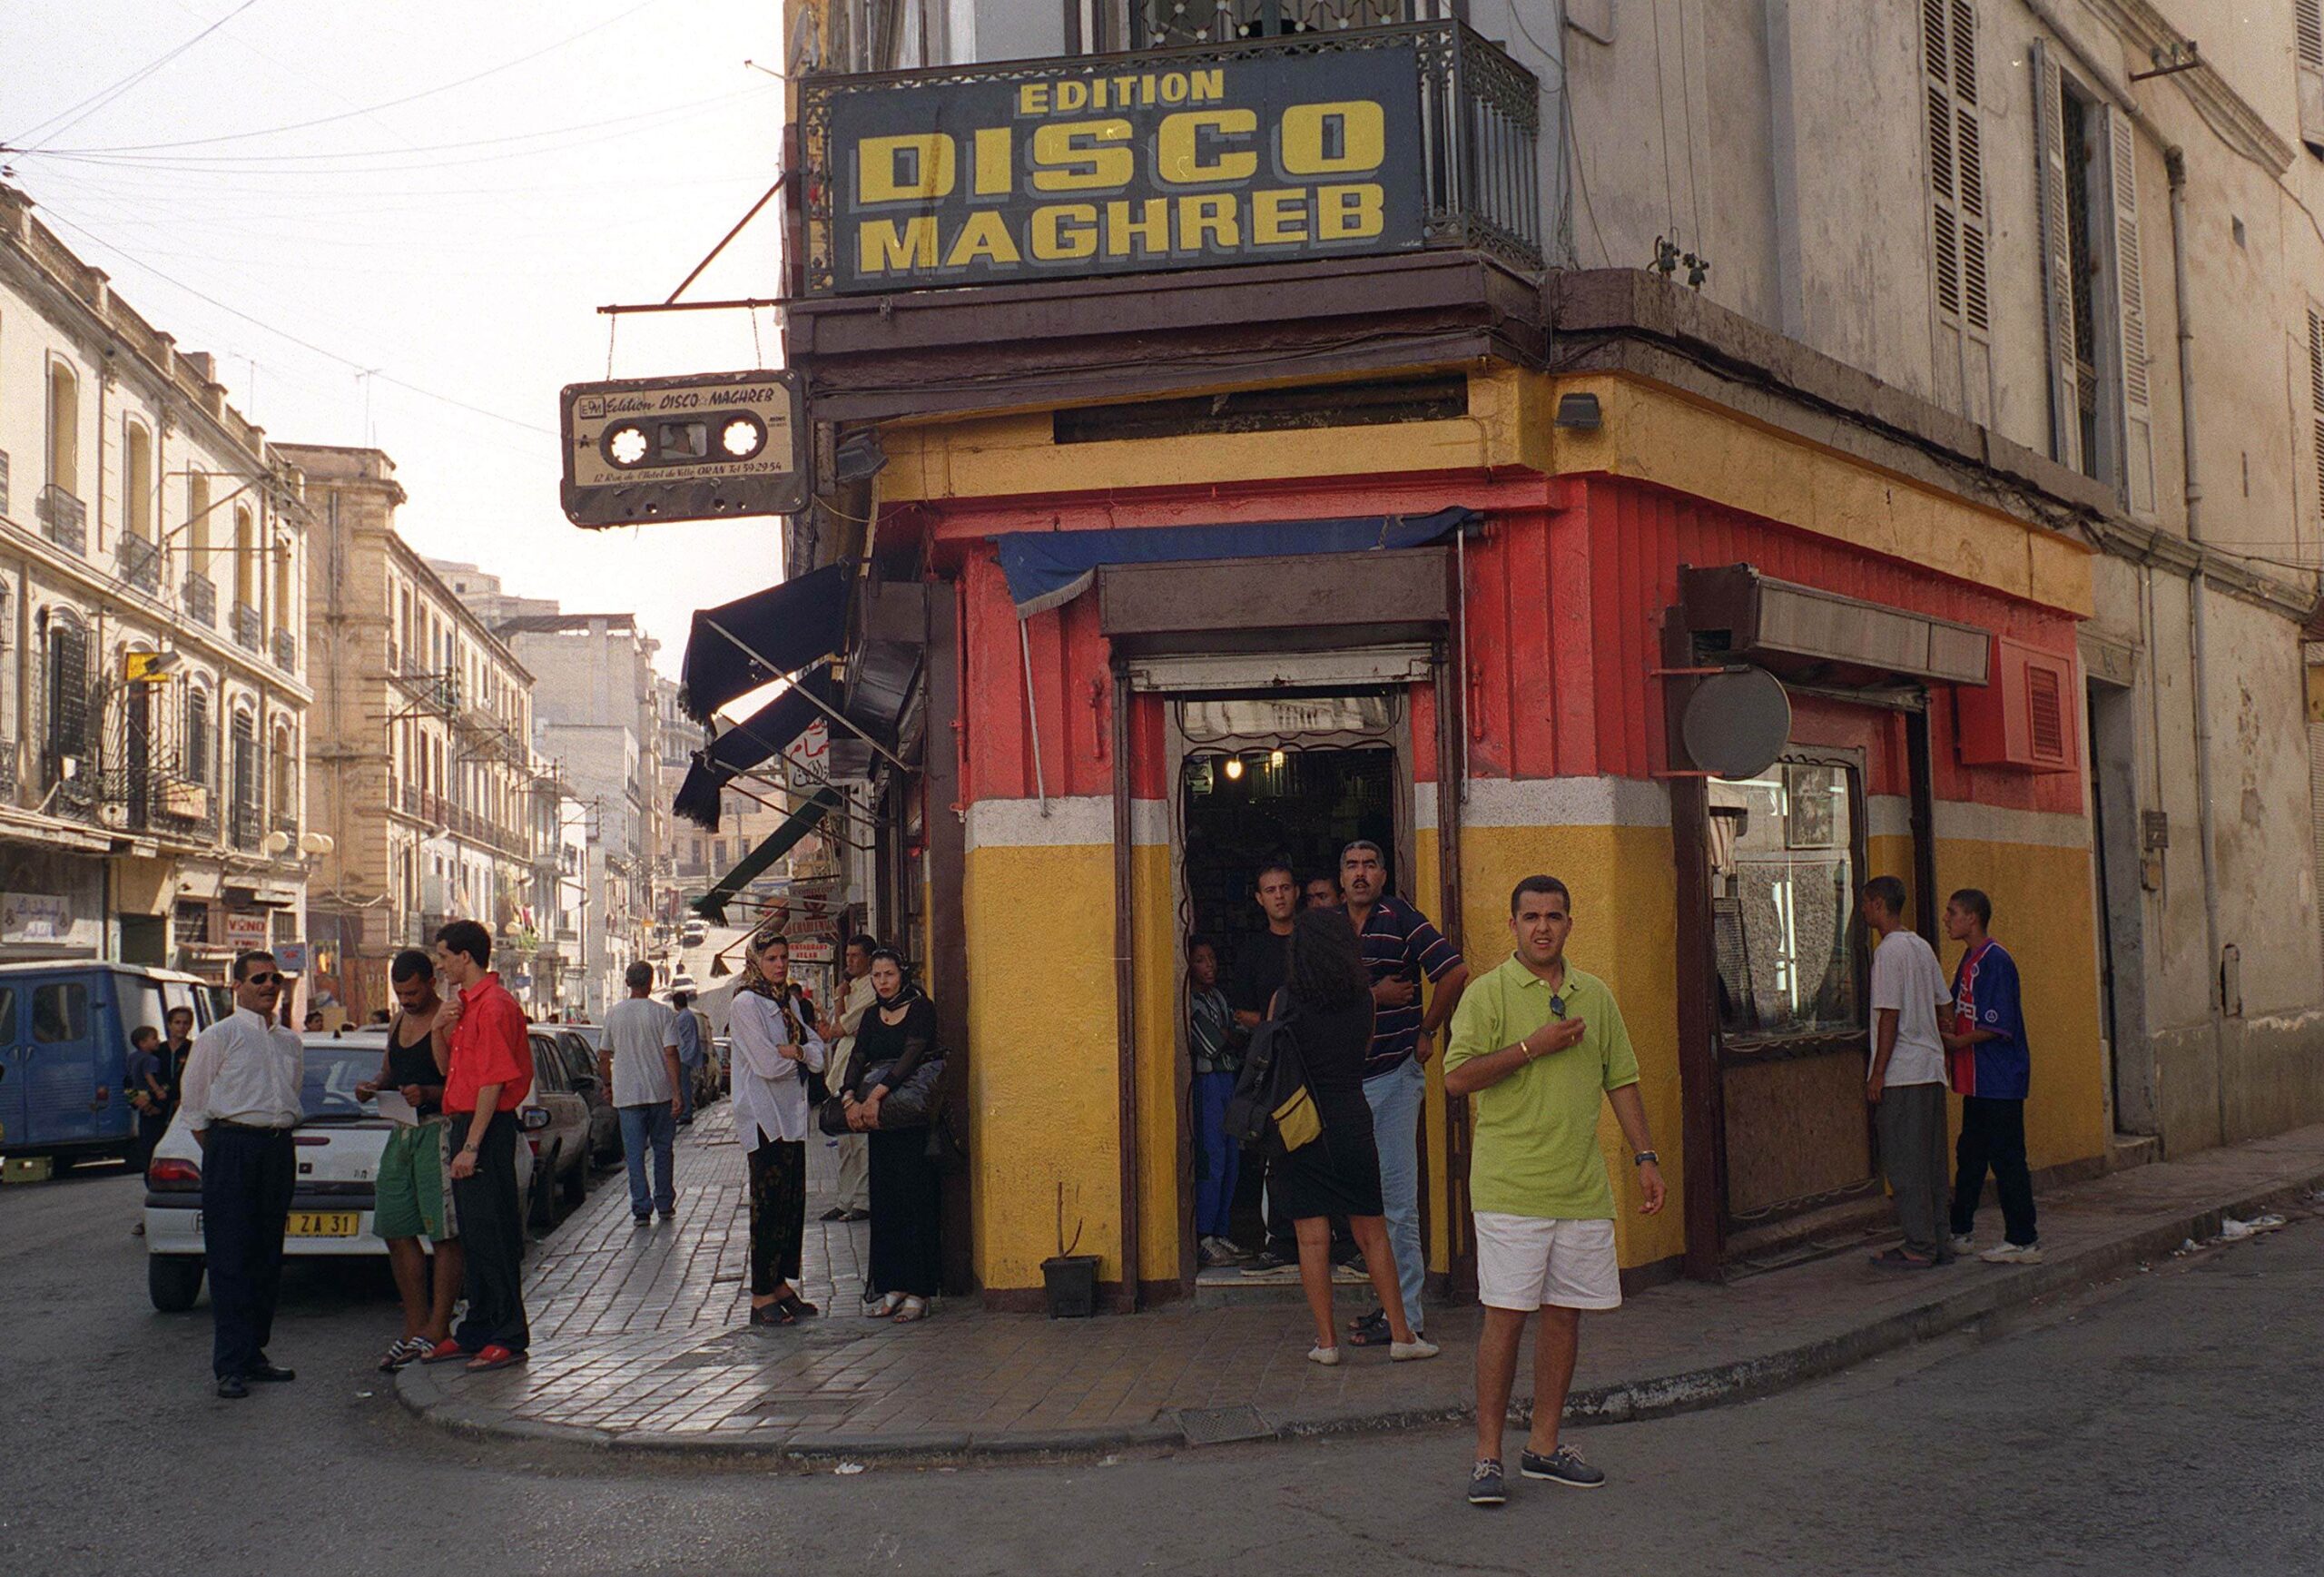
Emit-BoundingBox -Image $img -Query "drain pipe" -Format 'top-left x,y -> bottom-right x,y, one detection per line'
2166,146 -> 2228,1134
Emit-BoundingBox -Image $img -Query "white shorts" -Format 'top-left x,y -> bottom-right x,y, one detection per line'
1474,1213 -> 1622,1312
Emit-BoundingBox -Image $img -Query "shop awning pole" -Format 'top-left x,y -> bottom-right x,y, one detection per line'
1019,615 -> 1049,816
701,617 -> 911,774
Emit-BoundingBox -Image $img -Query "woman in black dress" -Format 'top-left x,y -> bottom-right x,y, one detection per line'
844,950 -> 943,1322
1274,907 -> 1437,1365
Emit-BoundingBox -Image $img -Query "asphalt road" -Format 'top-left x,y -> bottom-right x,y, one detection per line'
4,1161 -> 2319,1577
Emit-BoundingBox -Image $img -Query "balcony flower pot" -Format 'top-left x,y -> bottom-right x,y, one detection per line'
1040,1254 -> 1100,1320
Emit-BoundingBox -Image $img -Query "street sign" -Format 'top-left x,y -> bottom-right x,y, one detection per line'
276,941 -> 309,975
559,370 -> 809,528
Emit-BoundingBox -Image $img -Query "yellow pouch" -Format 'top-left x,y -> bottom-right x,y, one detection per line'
1272,1085 -> 1322,1153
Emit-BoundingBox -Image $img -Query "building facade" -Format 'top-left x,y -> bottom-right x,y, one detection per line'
682,1 -> 2324,1306
0,184 -> 311,978
293,448 -> 547,1018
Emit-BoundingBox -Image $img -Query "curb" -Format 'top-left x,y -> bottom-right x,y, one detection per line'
396,1167 -> 2323,1466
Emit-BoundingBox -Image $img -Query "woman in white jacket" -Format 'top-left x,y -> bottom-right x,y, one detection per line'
730,932 -> 827,1326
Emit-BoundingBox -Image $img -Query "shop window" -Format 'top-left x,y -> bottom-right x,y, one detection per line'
1708,760 -> 1862,1040
32,982 -> 87,1043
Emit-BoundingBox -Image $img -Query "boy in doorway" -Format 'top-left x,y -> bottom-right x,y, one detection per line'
1943,888 -> 2040,1264
1863,876 -> 1955,1269
1188,938 -> 1246,1266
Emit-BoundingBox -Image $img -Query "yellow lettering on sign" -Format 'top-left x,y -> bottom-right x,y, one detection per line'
1252,187 -> 1308,244
1280,101 -> 1386,176
1057,80 -> 1089,113
1031,119 -> 1134,191
857,133 -> 956,202
1315,182 -> 1384,241
1157,108 -> 1258,185
973,127 -> 1014,196
1019,83 -> 1050,115
945,210 -> 1022,267
1178,193 -> 1239,250
1032,203 -> 1099,260
1105,198 -> 1173,257
859,216 -> 940,273
1189,68 -> 1225,102
1159,72 -> 1189,103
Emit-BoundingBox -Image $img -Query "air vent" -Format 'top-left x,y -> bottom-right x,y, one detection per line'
1956,636 -> 2076,773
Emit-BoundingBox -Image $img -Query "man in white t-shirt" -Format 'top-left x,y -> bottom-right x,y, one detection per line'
1863,875 -> 1955,1269
601,961 -> 684,1226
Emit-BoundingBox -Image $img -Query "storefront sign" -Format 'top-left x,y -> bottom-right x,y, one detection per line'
787,938 -> 834,964
818,42 -> 1425,293
275,941 -> 309,975
0,892 -> 80,946
223,912 -> 271,951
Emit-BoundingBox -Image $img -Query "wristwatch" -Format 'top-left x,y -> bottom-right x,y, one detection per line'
1632,1149 -> 1659,1167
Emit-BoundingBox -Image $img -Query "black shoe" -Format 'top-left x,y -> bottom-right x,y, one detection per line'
842,1208 -> 871,1223
632,1213 -> 651,1226
216,1375 -> 251,1399
1242,1247 -> 1293,1275
820,1207 -> 847,1222
656,1208 -> 675,1221
1519,1444 -> 1606,1488
1467,1459 -> 1507,1507
247,1362 -> 295,1383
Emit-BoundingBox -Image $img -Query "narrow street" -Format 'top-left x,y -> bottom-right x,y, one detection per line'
5,1160 -> 2319,1576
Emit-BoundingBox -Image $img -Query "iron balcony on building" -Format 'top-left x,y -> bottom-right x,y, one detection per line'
271,627 -> 297,672
231,800 -> 261,851
0,734 -> 15,798
182,573 -> 217,626
232,601 -> 262,651
35,485 -> 87,555
0,448 -> 11,518
119,534 -> 162,596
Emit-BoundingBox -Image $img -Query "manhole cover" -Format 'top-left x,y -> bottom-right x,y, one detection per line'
1175,1405 -> 1272,1446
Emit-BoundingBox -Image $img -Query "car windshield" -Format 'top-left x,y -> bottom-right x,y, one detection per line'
300,1040 -> 386,1122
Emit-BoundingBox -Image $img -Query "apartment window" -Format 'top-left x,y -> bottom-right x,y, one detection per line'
272,721 -> 294,821
188,473 -> 212,577
45,361 -> 78,495
2309,307 -> 2324,528
2299,0 -> 2324,154
124,419 -> 155,542
231,707 -> 258,846
1924,0 -> 1992,423
233,506 -> 259,609
2034,41 -> 2156,516
185,683 -> 212,784
44,612 -> 90,765
273,538 -> 295,635
1128,0 -> 1443,48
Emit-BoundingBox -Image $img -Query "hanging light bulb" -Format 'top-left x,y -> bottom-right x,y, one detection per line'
1269,749 -> 1285,768
1223,756 -> 1245,781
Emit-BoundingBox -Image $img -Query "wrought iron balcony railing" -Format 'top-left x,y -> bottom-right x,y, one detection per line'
119,534 -> 162,596
183,573 -> 217,626
232,601 -> 262,650
231,799 -> 262,851
36,485 -> 87,555
271,628 -> 297,673
0,449 -> 11,520
0,734 -> 15,799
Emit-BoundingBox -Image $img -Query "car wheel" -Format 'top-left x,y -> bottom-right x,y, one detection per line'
149,1255 -> 204,1313
561,1148 -> 587,1208
527,1151 -> 557,1229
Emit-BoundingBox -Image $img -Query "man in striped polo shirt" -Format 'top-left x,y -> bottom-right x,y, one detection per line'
1340,840 -> 1469,1346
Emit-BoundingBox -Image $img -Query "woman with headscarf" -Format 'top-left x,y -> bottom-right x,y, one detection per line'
844,948 -> 943,1322
729,931 -> 826,1326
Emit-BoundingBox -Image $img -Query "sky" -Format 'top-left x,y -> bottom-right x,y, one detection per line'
0,0 -> 793,678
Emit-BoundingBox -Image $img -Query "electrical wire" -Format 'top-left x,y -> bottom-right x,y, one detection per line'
5,0 -> 263,150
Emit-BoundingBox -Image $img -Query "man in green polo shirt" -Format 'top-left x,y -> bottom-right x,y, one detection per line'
1444,874 -> 1666,1509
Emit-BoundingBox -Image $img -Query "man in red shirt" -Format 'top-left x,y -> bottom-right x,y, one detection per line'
420,919 -> 534,1371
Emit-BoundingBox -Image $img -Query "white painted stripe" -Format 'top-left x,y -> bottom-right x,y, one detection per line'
1867,793 -> 1911,841
963,795 -> 1170,851
1460,775 -> 1673,830
1866,793 -> 2088,850
1416,781 -> 1438,833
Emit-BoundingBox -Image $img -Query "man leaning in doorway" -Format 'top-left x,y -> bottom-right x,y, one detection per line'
1447,875 -> 1663,1506
1943,888 -> 2042,1265
1230,861 -> 1307,1272
816,934 -> 879,1223
1863,875 -> 1955,1269
1341,839 -> 1469,1345
423,920 -> 535,1372
178,949 -> 304,1399
356,949 -> 461,1372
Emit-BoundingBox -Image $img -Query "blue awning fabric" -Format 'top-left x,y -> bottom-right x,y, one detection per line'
993,507 -> 1476,618
672,672 -> 838,833
679,562 -> 852,724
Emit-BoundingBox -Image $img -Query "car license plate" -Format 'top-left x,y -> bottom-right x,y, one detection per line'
287,1211 -> 359,1237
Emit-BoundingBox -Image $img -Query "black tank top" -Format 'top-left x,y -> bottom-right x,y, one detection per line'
386,1012 -> 442,1118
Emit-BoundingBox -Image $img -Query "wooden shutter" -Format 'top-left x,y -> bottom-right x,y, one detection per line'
2309,308 -> 2324,529
2032,41 -> 2083,476
1925,0 -> 1993,423
2299,0 -> 2324,153
2108,112 -> 2156,517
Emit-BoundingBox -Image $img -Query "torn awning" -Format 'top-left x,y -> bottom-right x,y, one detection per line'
993,507 -> 1476,618
690,787 -> 844,925
679,562 -> 852,724
672,672 -> 838,832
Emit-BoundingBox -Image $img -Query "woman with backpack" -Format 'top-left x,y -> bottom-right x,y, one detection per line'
1270,906 -> 1440,1365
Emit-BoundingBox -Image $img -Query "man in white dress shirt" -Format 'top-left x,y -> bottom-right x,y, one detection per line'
178,950 -> 306,1398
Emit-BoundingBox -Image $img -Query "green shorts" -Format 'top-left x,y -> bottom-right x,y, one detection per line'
375,1118 -> 457,1243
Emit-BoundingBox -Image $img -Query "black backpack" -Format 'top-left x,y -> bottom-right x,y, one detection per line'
1222,1014 -> 1323,1155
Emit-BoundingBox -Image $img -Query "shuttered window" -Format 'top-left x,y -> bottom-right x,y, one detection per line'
2110,113 -> 2157,517
2299,0 -> 2324,153
44,617 -> 89,762
1925,0 -> 1993,421
2310,309 -> 2324,527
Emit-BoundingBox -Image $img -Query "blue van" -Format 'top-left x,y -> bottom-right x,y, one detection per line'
0,964 -> 230,1165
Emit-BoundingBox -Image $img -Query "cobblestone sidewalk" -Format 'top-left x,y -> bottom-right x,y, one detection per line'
399,1106 -> 2324,1461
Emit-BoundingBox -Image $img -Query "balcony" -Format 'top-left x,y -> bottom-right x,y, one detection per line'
232,601 -> 262,651
0,735 -> 15,799
35,485 -> 86,555
231,799 -> 261,851
790,21 -> 1541,419
271,628 -> 297,673
119,534 -> 162,596
0,449 -> 10,519
182,573 -> 217,626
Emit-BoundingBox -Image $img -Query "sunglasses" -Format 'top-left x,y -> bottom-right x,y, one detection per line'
243,971 -> 281,986
1549,994 -> 1568,1020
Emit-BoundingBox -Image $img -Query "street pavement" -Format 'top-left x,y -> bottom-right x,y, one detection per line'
3,1145 -> 2320,1575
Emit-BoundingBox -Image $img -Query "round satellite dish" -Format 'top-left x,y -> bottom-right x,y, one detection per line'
1681,666 -> 1791,780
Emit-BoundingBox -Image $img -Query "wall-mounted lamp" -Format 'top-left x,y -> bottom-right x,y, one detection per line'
1554,393 -> 1602,430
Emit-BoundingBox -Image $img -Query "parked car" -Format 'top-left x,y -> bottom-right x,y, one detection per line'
680,920 -> 707,948
712,1036 -> 733,1095
667,972 -> 696,995
523,1030 -> 596,1227
143,1030 -> 539,1313
551,1029 -> 621,1167
0,963 -> 228,1165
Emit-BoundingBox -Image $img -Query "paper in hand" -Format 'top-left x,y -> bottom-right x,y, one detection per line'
375,1089 -> 420,1128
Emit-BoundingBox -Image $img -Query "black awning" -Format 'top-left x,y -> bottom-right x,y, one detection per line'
679,562 -> 852,724
689,788 -> 843,925
671,673 -> 838,832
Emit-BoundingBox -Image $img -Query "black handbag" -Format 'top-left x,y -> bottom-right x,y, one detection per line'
926,1101 -> 968,1174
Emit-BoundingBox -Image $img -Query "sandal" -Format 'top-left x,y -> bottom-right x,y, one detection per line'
377,1336 -> 428,1373
891,1295 -> 930,1323
750,1301 -> 796,1327
778,1293 -> 819,1320
863,1291 -> 904,1318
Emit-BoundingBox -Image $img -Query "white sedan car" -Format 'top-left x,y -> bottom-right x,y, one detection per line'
144,1030 -> 538,1313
